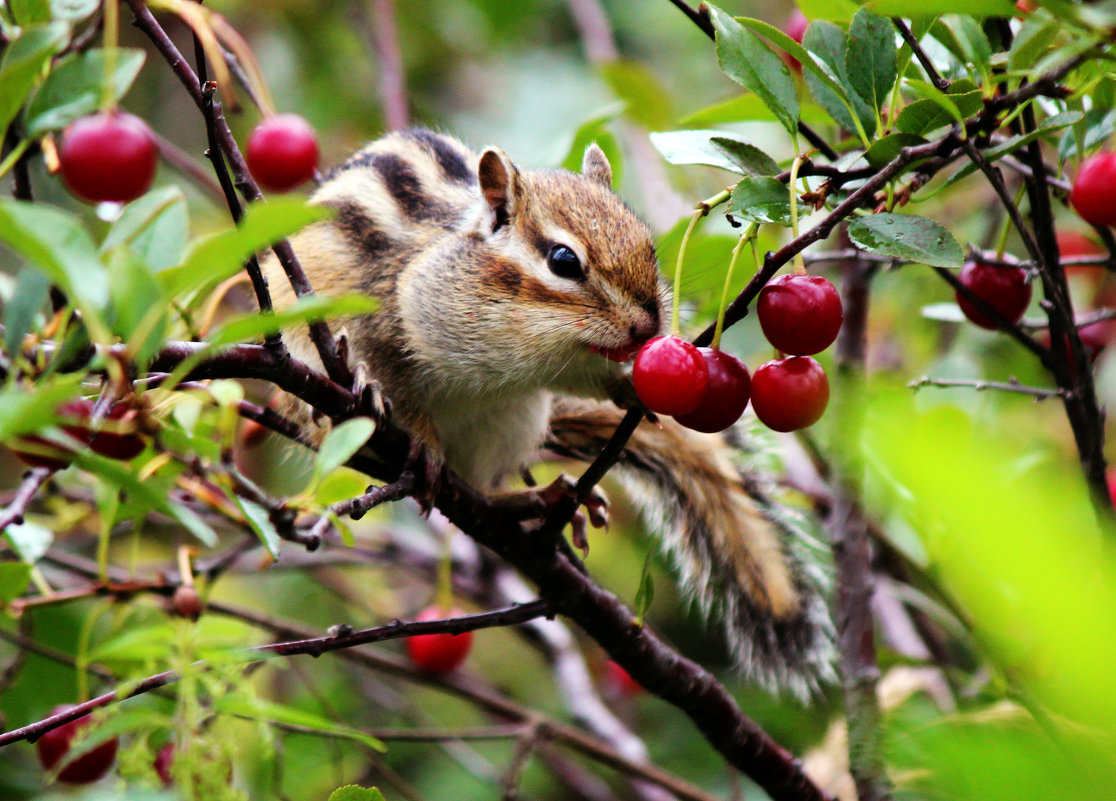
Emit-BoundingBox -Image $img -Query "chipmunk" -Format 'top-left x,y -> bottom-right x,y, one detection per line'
262,128 -> 833,696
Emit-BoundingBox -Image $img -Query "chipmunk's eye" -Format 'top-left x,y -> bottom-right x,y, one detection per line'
547,244 -> 584,281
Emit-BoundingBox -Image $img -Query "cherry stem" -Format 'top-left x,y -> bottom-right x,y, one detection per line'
994,182 -> 1028,262
672,189 -> 732,337
102,0 -> 119,112
712,223 -> 756,351
789,154 -> 807,275
672,208 -> 703,337
436,533 -> 453,612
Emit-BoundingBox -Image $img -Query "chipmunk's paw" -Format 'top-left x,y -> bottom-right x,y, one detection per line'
350,362 -> 389,426
404,439 -> 445,516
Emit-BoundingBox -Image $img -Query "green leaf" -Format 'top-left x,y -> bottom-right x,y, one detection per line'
219,697 -> 387,753
233,496 -> 281,559
895,87 -> 982,136
847,213 -> 964,268
51,0 -> 99,20
9,0 -> 52,24
314,418 -> 376,482
948,14 -> 993,74
803,20 -> 876,139
650,130 -> 754,173
707,4 -> 800,139
106,248 -> 168,365
330,787 -> 386,801
846,8 -> 897,114
87,622 -> 176,663
634,550 -> 655,625
796,0 -> 859,22
26,48 -> 146,136
710,137 -> 780,177
905,80 -> 967,131
0,199 -> 107,312
558,106 -> 624,187
3,521 -> 53,563
729,177 -> 792,225
0,381 -> 82,441
865,0 -> 1013,13
167,501 -> 218,547
4,267 -> 51,355
209,294 -> 379,347
166,197 -> 332,299
0,22 -> 70,137
865,132 -> 927,167
1009,18 -> 1062,73
0,563 -> 32,604
599,60 -> 673,132
1059,107 -> 1116,160
735,16 -> 854,110
102,186 -> 189,271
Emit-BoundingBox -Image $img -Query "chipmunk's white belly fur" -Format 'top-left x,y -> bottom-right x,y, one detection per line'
425,389 -> 551,490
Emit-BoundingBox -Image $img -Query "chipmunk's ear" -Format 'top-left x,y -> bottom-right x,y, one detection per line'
581,143 -> 612,188
478,147 -> 519,232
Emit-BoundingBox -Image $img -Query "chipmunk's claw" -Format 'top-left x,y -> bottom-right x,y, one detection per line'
404,440 -> 444,516
351,363 -> 388,426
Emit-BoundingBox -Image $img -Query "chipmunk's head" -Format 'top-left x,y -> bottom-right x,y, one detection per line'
471,143 -> 665,380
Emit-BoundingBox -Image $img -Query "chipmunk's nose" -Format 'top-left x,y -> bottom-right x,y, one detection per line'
629,300 -> 662,343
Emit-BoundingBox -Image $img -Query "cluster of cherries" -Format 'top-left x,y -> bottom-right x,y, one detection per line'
57,109 -> 318,205
632,273 -> 843,434
36,706 -> 192,788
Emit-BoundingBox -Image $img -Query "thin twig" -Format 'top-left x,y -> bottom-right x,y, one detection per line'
907,376 -> 1064,400
0,468 -> 53,531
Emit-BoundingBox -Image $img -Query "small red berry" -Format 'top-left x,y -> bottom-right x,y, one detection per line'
632,336 -> 709,416
88,403 -> 146,461
1058,230 -> 1105,285
36,706 -> 118,785
757,274 -> 843,355
59,112 -> 157,204
750,356 -> 829,432
246,113 -> 319,192
405,606 -> 474,673
673,348 -> 751,433
154,743 -> 174,787
604,660 -> 643,697
11,399 -> 95,471
1071,151 -> 1116,228
955,261 -> 1032,329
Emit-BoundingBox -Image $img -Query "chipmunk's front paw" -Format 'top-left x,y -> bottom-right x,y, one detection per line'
497,473 -> 610,556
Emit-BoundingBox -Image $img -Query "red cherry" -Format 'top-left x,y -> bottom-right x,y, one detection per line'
782,10 -> 809,71
632,336 -> 709,416
604,660 -> 643,697
246,113 -> 320,192
750,356 -> 829,432
1058,230 -> 1105,285
11,399 -> 95,471
59,112 -> 157,204
1071,151 -> 1116,228
88,403 -> 145,461
154,743 -> 174,787
955,261 -> 1032,329
405,606 -> 474,673
673,348 -> 751,433
1108,468 -> 1116,506
757,274 -> 843,355
36,706 -> 118,785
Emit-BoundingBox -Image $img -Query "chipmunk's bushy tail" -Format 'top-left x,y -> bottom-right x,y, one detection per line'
546,398 -> 834,699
